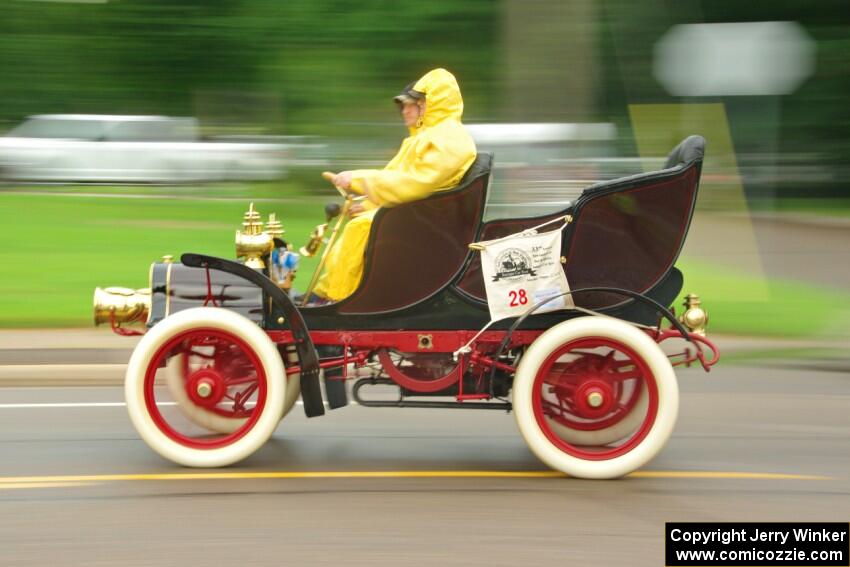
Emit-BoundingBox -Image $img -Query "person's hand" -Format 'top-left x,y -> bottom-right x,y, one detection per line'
333,171 -> 353,190
348,203 -> 367,218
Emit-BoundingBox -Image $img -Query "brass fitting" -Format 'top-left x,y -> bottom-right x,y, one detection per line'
235,202 -> 273,269
93,287 -> 151,326
265,213 -> 284,238
299,203 -> 340,257
586,391 -> 604,408
196,381 -> 214,399
299,223 -> 327,257
679,293 -> 708,335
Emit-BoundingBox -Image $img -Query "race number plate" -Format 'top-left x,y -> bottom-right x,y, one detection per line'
478,228 -> 574,322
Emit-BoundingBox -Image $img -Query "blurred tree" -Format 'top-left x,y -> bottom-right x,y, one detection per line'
0,0 -> 847,196
0,0 -> 499,135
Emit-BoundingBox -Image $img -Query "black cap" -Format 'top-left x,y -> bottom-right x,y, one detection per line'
393,82 -> 425,105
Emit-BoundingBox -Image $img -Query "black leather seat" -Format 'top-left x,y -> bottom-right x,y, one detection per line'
456,152 -> 493,186
664,135 -> 705,169
333,152 -> 493,314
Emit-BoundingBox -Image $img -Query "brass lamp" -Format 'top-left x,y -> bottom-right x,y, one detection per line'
679,293 -> 708,335
93,287 -> 151,326
235,202 -> 273,269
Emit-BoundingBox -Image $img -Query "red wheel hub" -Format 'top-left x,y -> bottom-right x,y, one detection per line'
532,336 -> 659,461
572,379 -> 616,419
185,368 -> 227,408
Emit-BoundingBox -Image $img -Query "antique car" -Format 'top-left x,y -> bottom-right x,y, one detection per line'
93,135 -> 718,479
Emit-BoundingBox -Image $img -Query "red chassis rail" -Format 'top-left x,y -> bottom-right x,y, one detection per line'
265,327 -> 720,400
266,329 -> 545,352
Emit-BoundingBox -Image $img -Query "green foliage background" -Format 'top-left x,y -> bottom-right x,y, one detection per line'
0,0 -> 499,136
2,0 -> 848,174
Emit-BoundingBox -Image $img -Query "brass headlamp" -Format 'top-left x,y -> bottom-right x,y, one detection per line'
93,287 -> 151,326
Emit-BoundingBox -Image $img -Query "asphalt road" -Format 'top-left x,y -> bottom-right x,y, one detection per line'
0,363 -> 848,567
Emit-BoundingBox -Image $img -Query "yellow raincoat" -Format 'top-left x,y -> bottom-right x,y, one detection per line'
313,68 -> 477,301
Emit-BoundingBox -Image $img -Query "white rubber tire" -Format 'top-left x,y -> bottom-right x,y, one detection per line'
125,307 -> 286,467
513,317 -> 679,479
280,350 -> 302,417
164,350 -> 301,435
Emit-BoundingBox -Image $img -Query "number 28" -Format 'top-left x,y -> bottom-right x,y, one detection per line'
508,289 -> 528,307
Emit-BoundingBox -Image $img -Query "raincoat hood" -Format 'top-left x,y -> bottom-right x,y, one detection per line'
411,68 -> 464,130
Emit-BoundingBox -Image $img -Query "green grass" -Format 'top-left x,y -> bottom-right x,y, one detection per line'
0,191 -> 329,327
2,189 -> 849,337
719,347 -> 850,365
749,198 -> 850,218
675,260 -> 850,338
5,178 -> 320,200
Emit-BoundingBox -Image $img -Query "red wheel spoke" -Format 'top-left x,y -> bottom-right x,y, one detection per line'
530,336 -> 658,457
143,327 -> 268,449
605,370 -> 643,383
221,375 -> 258,386
186,348 -> 216,360
232,383 -> 259,412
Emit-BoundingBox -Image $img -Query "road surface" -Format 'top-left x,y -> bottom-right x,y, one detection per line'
0,362 -> 847,566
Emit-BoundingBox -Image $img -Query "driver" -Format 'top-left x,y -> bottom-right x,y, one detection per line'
312,67 -> 477,302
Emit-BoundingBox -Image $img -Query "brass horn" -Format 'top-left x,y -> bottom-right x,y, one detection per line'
299,202 -> 342,257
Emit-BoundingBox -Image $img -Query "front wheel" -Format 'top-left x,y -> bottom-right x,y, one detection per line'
164,346 -> 300,435
125,307 -> 287,467
513,317 -> 679,479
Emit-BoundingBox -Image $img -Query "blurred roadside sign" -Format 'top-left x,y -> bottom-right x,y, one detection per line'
654,21 -> 815,96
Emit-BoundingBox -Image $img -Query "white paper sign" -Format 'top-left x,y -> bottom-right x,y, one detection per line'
477,228 -> 574,322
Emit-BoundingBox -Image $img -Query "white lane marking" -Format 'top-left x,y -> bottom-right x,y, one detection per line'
0,482 -> 96,491
0,363 -> 126,379
0,401 -> 311,409
1,402 -> 148,409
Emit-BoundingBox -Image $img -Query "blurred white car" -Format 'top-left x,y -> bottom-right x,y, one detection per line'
0,115 -> 288,183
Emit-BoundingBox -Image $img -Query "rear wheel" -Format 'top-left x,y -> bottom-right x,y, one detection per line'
513,317 -> 678,479
125,307 -> 286,467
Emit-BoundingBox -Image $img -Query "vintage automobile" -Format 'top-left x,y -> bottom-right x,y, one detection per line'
93,135 -> 718,479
